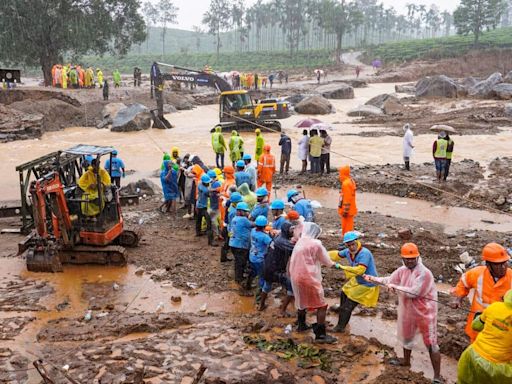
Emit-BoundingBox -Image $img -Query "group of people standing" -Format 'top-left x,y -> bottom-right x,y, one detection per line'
297,129 -> 332,174
51,64 -> 123,90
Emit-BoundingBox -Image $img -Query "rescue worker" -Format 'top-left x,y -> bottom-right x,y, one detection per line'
451,242 -> 512,342
250,187 -> 269,221
170,146 -> 181,164
338,165 -> 357,235
69,66 -> 78,88
403,123 -> 414,171
261,221 -> 295,313
457,289 -> 512,384
221,190 -> 242,262
159,161 -> 179,215
85,67 -> 94,88
444,134 -> 454,181
78,158 -> 111,216
102,80 -> 109,101
211,126 -> 227,169
254,128 -> 265,162
238,182 -> 257,210
364,243 -> 441,383
96,68 -> 104,88
432,131 -> 448,182
289,222 -> 339,343
331,231 -> 379,333
243,154 -> 256,191
104,150 -> 126,188
247,215 -> 272,295
61,65 -> 68,89
234,160 -> 252,188
270,199 -> 286,231
196,174 -> 214,246
229,202 -> 254,286
113,69 -> 121,87
209,179 -> 222,246
257,144 -> 275,194
229,130 -> 243,164
287,189 -> 314,222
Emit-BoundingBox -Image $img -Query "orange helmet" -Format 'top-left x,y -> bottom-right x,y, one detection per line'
286,210 -> 300,221
482,243 -> 510,263
223,165 -> 234,175
264,144 -> 271,152
401,243 -> 420,258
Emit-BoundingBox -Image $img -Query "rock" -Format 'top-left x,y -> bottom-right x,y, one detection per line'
504,103 -> 512,117
135,268 -> 145,276
315,83 -> 354,99
165,93 -> 195,110
171,296 -> 182,303
344,79 -> 367,88
284,94 -> 308,105
120,179 -> 162,196
111,103 -> 152,132
365,94 -> 403,115
503,71 -> 512,83
494,195 -> 506,206
469,72 -> 503,98
415,75 -> 459,98
294,96 -> 333,115
163,104 -> 177,113
395,84 -> 415,94
270,369 -> 281,380
347,105 -> 384,117
101,103 -> 126,120
492,83 -> 512,100
461,76 -> 478,88
397,228 -> 412,240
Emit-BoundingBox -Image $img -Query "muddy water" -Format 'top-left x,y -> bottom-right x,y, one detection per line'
2,82 -> 512,201
283,185 -> 512,234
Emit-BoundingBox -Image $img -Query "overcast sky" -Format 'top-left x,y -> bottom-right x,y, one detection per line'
163,0 -> 459,31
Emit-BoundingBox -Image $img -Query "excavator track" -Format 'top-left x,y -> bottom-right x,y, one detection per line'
59,245 -> 127,266
116,228 -> 142,248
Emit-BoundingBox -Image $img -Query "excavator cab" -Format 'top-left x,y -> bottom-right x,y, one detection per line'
17,145 -> 140,272
219,91 -> 255,122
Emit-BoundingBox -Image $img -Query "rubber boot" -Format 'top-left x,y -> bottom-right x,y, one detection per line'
258,291 -> 268,311
244,275 -> 253,291
313,323 -> 337,344
405,161 -> 410,171
333,308 -> 352,333
220,246 -> 230,262
296,309 -> 310,332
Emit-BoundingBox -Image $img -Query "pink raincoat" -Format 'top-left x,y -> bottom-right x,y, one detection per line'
374,258 -> 438,349
289,222 -> 334,310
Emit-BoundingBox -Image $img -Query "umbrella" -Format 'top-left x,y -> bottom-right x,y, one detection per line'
294,118 -> 323,128
310,122 -> 333,131
430,124 -> 457,133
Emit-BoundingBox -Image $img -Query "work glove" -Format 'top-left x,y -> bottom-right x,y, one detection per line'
334,263 -> 343,270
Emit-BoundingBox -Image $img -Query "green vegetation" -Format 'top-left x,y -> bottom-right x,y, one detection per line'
80,50 -> 334,73
364,26 -> 512,63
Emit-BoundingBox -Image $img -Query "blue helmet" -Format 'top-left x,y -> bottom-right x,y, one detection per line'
343,231 -> 359,243
211,181 -> 222,189
207,170 -> 217,178
236,160 -> 245,168
255,215 -> 268,227
84,155 -> 94,164
200,174 -> 212,184
236,202 -> 250,212
287,189 -> 299,202
242,154 -> 252,161
112,149 -> 118,155
230,192 -> 242,203
270,199 -> 285,210
256,187 -> 268,197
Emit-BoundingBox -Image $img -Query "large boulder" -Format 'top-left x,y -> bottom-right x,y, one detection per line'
347,105 -> 384,117
365,94 -> 403,114
461,76 -> 478,89
469,72 -> 503,98
491,83 -> 512,100
395,84 -> 415,94
315,83 -> 354,99
165,93 -> 195,110
504,103 -> 512,117
294,96 -> 333,115
415,75 -> 459,98
111,103 -> 152,132
503,71 -> 512,83
120,179 -> 162,196
102,103 -> 126,120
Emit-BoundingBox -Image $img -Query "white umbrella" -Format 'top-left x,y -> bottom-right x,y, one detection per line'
310,122 -> 333,131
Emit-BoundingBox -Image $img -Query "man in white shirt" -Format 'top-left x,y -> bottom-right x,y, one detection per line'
402,123 -> 414,171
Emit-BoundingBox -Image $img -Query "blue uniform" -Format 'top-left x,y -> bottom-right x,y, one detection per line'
294,198 -> 314,222
250,203 -> 269,221
226,204 -> 236,226
105,157 -> 125,178
196,183 -> 209,209
272,216 -> 286,230
229,216 -> 253,250
249,229 -> 272,264
235,171 -> 252,188
209,188 -> 220,210
338,247 -> 378,287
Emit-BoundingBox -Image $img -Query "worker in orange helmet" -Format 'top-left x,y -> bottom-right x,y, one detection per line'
338,165 -> 357,235
451,242 -> 512,342
257,144 -> 275,194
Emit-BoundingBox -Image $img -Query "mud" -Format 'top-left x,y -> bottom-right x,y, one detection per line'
0,348 -> 29,382
0,278 -> 52,312
0,317 -> 35,340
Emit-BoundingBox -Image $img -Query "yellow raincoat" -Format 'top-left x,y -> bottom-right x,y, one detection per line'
78,166 -> 111,216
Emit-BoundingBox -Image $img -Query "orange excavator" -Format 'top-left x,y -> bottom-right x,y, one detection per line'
17,145 -> 140,272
